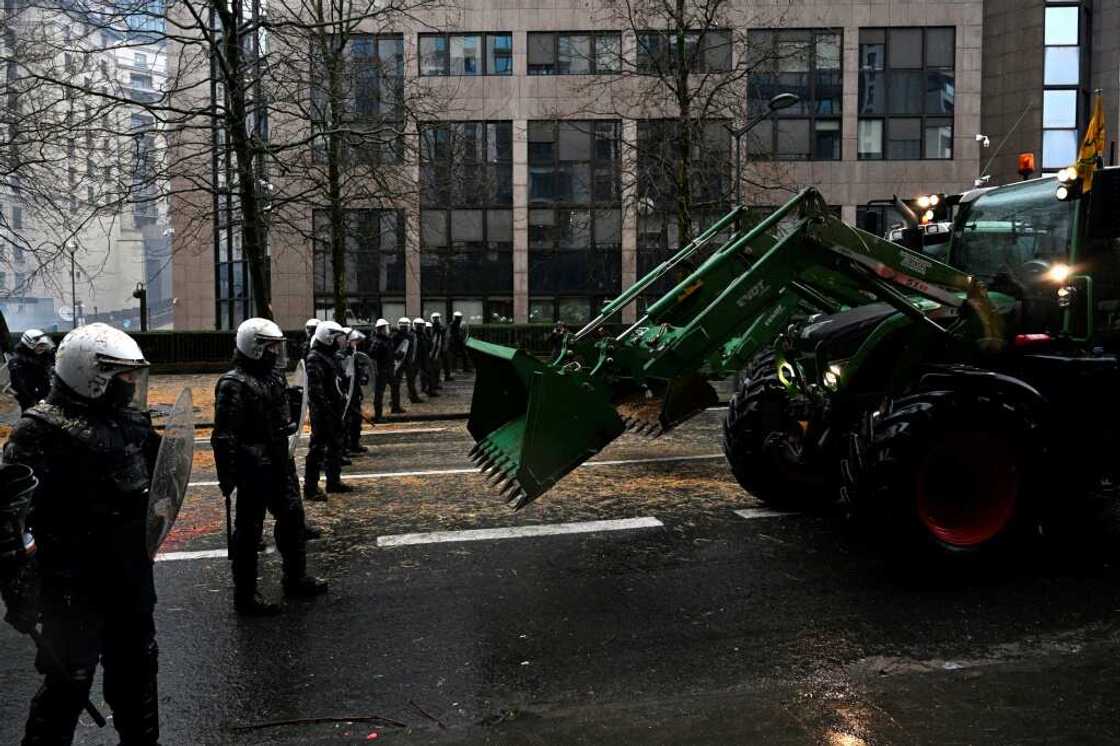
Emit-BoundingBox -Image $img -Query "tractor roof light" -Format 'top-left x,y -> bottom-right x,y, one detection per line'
1056,184 -> 1072,201
921,209 -> 935,224
1057,166 -> 1079,184
917,195 -> 932,209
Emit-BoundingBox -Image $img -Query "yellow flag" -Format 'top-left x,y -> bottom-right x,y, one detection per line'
1076,93 -> 1106,192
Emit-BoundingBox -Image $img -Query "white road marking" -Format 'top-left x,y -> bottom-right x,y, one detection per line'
377,517 -> 664,548
187,454 -> 725,488
156,546 -> 275,562
733,507 -> 798,520
193,426 -> 447,444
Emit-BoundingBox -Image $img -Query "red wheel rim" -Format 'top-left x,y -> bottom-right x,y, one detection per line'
914,431 -> 1019,548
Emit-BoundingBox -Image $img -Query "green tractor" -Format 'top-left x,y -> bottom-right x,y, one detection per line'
466,161 -> 1120,560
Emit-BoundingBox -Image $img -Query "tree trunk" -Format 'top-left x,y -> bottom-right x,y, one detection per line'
216,0 -> 272,320
326,45 -> 348,324
673,0 -> 693,250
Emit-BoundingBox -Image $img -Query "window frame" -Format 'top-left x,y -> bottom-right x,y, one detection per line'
857,26 -> 956,161
418,32 -> 514,77
1041,2 -> 1087,170
526,31 -> 622,76
747,28 -> 843,161
311,208 -> 407,315
635,28 -> 734,75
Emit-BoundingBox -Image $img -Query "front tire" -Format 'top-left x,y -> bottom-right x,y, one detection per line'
844,389 -> 1039,562
722,351 -> 826,509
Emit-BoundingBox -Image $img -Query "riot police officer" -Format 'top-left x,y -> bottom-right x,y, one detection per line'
449,310 -> 472,373
212,319 -> 328,616
423,321 -> 441,396
369,318 -> 393,420
411,317 -> 433,399
390,317 -> 414,412
303,318 -> 320,360
430,312 -> 451,382
8,329 -> 54,412
344,328 -> 369,454
304,320 -> 352,500
1,323 -> 162,744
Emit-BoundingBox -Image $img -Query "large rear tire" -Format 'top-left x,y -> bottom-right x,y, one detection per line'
844,389 -> 1039,563
722,351 -> 826,509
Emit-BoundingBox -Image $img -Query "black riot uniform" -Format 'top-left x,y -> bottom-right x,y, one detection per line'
345,342 -> 370,452
449,315 -> 472,373
389,325 -> 412,412
408,322 -> 429,401
211,353 -> 326,614
415,323 -> 437,397
2,378 -> 162,745
369,329 -> 393,420
431,316 -> 452,382
7,345 -> 53,412
304,340 -> 350,496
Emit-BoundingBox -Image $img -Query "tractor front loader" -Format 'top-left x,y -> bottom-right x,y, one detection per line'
467,188 -> 995,510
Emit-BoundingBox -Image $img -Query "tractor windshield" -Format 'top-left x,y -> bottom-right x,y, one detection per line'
950,178 -> 1075,285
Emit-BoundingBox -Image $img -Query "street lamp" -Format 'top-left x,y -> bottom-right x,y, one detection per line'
726,93 -> 801,205
67,242 -> 78,331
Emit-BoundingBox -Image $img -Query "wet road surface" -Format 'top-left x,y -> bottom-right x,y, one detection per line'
3,406 -> 1120,744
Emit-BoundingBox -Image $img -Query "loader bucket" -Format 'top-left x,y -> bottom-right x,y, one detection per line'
616,373 -> 719,438
467,339 -> 625,508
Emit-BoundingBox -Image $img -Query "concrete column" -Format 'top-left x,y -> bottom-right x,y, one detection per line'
405,133 -> 422,318
620,119 -> 638,323
513,119 -> 529,322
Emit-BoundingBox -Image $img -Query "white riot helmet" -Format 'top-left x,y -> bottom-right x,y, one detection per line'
313,319 -> 346,348
19,329 -> 53,354
305,318 -> 320,334
348,328 -> 366,343
413,317 -> 424,327
236,318 -> 286,366
452,311 -> 463,318
55,323 -> 150,407
430,312 -> 441,322
397,316 -> 411,328
425,321 -> 432,329
375,318 -> 390,335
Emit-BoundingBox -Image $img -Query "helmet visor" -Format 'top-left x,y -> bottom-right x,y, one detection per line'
115,367 -> 150,411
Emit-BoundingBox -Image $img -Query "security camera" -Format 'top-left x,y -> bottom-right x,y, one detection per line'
975,134 -> 991,148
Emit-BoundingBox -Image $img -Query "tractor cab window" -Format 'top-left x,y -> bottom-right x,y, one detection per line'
951,178 -> 1074,288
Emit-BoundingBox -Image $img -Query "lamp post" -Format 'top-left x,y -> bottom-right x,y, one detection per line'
68,243 -> 78,331
726,92 -> 801,206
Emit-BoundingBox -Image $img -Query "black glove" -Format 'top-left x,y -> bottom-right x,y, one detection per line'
1,559 -> 40,634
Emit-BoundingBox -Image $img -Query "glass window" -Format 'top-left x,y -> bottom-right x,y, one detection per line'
558,298 -> 591,324
1043,90 -> 1077,128
596,33 -> 622,73
1043,129 -> 1078,169
451,35 -> 482,75
748,29 -> 842,161
558,34 -> 592,75
1045,6 -> 1079,46
419,35 -> 446,76
453,300 -> 485,324
529,300 -> 553,322
637,29 -> 732,74
488,34 -> 513,75
858,27 -> 955,160
528,33 -> 555,73
858,119 -> 883,160
1044,46 -> 1079,86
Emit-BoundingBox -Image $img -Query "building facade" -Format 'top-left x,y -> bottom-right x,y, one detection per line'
171,0 -> 986,330
0,0 -> 172,333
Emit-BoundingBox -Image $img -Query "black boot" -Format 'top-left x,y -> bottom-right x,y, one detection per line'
340,455 -> 352,466
326,481 -> 353,494
304,523 -> 322,540
283,575 -> 329,598
349,444 -> 369,454
235,593 -> 282,617
304,486 -> 328,503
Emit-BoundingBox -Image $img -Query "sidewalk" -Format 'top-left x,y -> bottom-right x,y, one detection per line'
149,369 -> 479,427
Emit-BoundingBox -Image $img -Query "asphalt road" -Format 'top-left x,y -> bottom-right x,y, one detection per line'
3,406 -> 1120,744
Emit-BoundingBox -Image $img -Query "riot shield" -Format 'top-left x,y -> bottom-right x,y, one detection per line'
355,351 -> 375,423
393,338 -> 410,376
289,359 -> 309,458
341,354 -> 357,423
145,388 -> 195,559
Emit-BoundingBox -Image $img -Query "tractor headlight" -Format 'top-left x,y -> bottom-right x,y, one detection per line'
823,363 -> 843,390
1046,263 -> 1072,283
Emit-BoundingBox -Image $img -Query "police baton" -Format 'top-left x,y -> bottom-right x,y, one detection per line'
28,628 -> 107,727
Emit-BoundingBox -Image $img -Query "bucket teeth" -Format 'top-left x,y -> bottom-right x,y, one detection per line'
469,443 -> 482,459
500,480 -> 520,499
489,470 -> 509,487
508,490 -> 530,510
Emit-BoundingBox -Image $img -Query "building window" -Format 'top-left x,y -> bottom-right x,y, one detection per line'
858,27 -> 955,160
637,29 -> 732,74
310,34 -> 405,166
420,121 -> 513,321
527,32 -> 621,75
312,209 -> 406,320
129,72 -> 152,90
135,52 -> 147,68
419,33 -> 513,76
527,120 -> 621,320
1042,3 -> 1085,170
747,29 -> 841,160
11,206 -> 21,230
